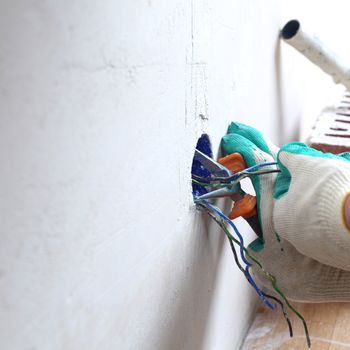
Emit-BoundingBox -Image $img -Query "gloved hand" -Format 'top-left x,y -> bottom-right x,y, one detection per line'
222,122 -> 350,302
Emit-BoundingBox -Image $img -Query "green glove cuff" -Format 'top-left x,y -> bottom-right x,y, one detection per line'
274,142 -> 350,199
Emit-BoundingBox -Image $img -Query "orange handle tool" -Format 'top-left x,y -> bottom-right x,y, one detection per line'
218,153 -> 263,238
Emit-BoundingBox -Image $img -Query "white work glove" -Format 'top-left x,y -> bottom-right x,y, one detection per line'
221,122 -> 350,302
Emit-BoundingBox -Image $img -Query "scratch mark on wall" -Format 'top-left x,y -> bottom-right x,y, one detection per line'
185,0 -> 210,128
191,0 -> 194,66
61,61 -> 176,74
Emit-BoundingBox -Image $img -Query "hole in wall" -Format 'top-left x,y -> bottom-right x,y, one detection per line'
191,134 -> 212,200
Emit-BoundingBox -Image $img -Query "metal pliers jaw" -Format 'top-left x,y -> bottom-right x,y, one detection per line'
193,149 -> 243,199
193,149 -> 262,237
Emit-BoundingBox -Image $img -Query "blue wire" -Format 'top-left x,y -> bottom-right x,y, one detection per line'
202,161 -> 279,183
242,161 -> 278,173
198,199 -> 275,310
244,266 -> 275,310
201,200 -> 250,265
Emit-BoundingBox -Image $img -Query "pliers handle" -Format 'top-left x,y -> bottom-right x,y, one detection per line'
217,153 -> 263,238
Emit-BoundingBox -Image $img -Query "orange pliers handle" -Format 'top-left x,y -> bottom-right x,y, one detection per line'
218,153 -> 262,237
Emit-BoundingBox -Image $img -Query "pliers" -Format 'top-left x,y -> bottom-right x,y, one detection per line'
193,149 -> 278,238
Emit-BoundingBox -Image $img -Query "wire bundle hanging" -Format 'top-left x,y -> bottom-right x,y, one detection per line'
192,158 -> 311,348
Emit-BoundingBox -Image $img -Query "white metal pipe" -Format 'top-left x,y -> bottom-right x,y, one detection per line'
281,19 -> 350,91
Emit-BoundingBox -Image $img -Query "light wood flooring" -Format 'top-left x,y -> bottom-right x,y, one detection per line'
241,302 -> 350,349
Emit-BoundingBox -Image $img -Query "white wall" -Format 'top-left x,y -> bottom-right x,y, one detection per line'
0,1 -> 304,349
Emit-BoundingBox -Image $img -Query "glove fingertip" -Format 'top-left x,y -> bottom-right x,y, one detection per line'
221,133 -> 251,154
222,134 -> 259,167
227,122 -> 241,134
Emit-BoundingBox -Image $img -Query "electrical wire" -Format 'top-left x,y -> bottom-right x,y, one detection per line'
198,200 -> 247,266
193,159 -> 310,347
225,230 -> 293,337
222,218 -> 310,347
196,202 -> 310,347
199,204 -> 293,337
223,220 -> 294,337
192,161 -> 279,183
192,169 -> 281,188
239,242 -> 310,347
198,199 -> 275,310
261,292 -> 293,338
227,237 -> 293,338
192,179 -> 236,188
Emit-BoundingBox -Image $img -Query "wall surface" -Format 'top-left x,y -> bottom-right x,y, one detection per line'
0,1 -> 303,349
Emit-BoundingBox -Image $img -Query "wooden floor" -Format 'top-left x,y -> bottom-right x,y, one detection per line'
241,302 -> 350,349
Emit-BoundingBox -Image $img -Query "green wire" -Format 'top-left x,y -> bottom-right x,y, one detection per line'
192,170 -> 270,188
270,279 -> 311,348
220,220 -> 311,348
191,179 -> 233,187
